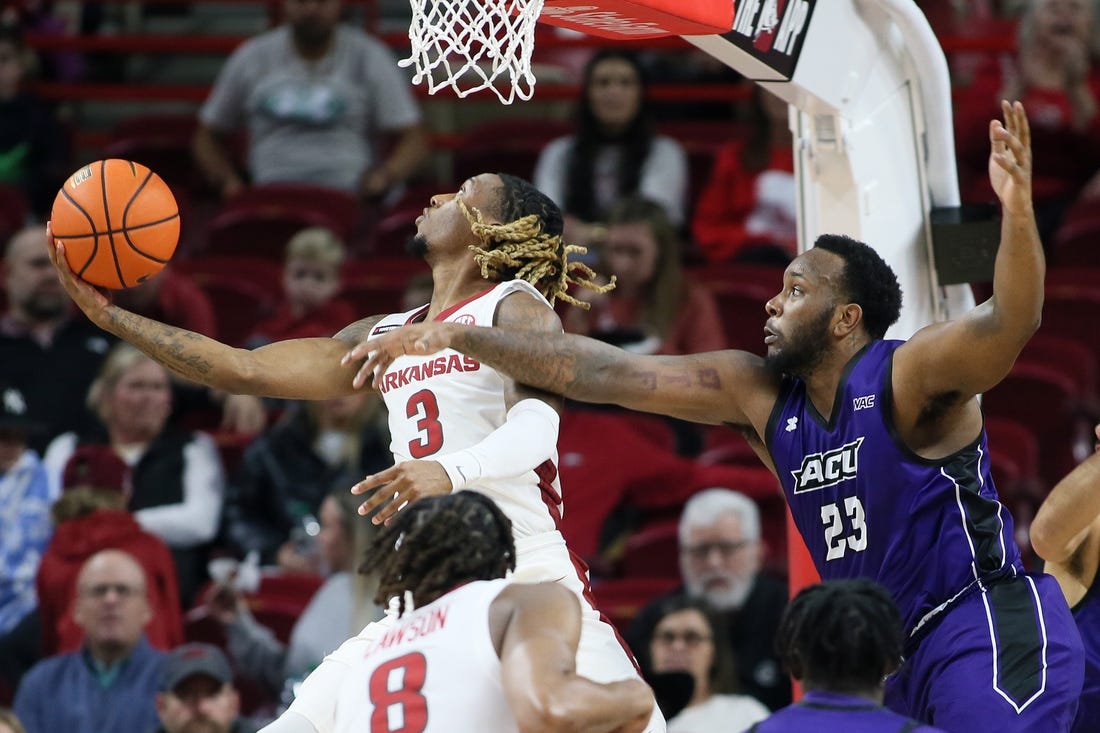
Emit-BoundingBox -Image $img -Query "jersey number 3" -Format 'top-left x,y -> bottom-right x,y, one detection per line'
369,652 -> 428,733
821,496 -> 868,561
407,389 -> 443,457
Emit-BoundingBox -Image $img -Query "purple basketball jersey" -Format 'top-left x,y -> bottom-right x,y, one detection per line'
1071,580 -> 1100,733
749,691 -> 947,732
766,340 -> 1022,636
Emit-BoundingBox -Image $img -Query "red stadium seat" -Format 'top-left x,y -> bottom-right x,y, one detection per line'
341,256 -> 431,317
452,119 -> 571,185
203,184 -> 361,259
619,518 -> 681,579
982,362 -> 1084,490
1050,197 -> 1100,268
103,113 -> 211,197
688,263 -> 784,354
557,409 -> 695,561
590,576 -> 680,637
984,416 -> 1043,498
174,256 -> 284,300
189,272 -> 276,347
0,183 -> 29,241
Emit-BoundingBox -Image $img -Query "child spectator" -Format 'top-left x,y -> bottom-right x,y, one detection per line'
246,227 -> 356,347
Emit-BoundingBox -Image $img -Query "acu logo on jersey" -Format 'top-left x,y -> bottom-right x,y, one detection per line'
791,437 -> 864,493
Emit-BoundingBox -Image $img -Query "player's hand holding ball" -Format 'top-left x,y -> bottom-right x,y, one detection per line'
47,159 -> 180,321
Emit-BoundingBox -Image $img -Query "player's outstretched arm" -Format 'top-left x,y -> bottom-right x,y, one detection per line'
1031,425 -> 1100,569
495,583 -> 655,733
896,101 -> 1043,399
345,302 -> 775,428
47,227 -> 376,400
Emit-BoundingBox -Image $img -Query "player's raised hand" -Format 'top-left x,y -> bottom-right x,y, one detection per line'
342,322 -> 457,390
351,460 -> 453,524
45,222 -> 112,318
989,100 -> 1033,217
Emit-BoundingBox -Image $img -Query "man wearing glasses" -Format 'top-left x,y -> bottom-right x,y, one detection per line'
13,549 -> 165,733
628,488 -> 790,710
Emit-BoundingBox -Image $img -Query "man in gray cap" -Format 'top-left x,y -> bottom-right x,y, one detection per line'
155,643 -> 256,733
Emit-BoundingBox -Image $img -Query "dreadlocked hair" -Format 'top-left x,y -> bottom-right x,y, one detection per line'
461,173 -> 615,309
776,579 -> 903,694
361,491 -> 516,616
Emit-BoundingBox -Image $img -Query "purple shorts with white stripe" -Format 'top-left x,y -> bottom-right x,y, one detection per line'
884,574 -> 1084,733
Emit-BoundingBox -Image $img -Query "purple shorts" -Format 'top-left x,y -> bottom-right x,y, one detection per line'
884,574 -> 1083,732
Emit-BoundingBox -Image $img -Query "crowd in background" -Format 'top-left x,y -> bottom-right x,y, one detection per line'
1,0 -> 1100,731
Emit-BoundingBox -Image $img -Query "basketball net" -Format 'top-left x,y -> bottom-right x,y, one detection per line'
400,0 -> 546,105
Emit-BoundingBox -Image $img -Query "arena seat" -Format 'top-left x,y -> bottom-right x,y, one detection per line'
982,361 -> 1084,490
619,518 -> 681,580
188,272 -> 275,347
451,119 -> 571,185
590,576 -> 680,637
0,183 -> 29,242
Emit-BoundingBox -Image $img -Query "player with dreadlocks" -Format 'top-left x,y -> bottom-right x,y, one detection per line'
329,491 -> 654,733
750,579 -> 947,733
46,172 -> 664,732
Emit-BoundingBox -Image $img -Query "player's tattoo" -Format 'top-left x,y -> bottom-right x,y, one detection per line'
335,315 -> 386,345
105,308 -> 214,379
698,368 -> 721,389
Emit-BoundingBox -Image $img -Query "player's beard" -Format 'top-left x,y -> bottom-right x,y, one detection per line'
406,234 -> 428,258
764,305 -> 834,379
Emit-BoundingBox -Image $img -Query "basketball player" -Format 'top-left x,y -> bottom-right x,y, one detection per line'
751,579 -> 947,732
1031,423 -> 1100,733
349,102 -> 1086,731
44,172 -> 663,731
317,490 -> 653,733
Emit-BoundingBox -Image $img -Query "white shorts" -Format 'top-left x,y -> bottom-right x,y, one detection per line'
288,530 -> 666,733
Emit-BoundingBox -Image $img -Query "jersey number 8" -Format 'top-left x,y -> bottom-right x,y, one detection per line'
369,652 -> 429,733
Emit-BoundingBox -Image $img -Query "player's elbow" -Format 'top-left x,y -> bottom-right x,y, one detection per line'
1029,519 -> 1070,564
517,693 -> 577,733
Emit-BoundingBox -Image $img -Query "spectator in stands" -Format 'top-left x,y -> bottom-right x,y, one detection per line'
644,594 -> 769,731
564,196 -> 726,356
1,226 -> 112,453
42,343 -> 226,606
154,643 -> 256,733
1,227 -> 259,452
629,488 -> 790,710
220,389 -> 388,567
751,579 -> 947,732
955,0 -> 1100,241
113,267 -> 218,339
36,445 -> 182,657
246,227 -> 355,347
534,49 -> 689,249
14,549 -> 165,733
208,489 -> 382,703
0,709 -> 23,733
692,87 -> 797,264
0,22 -> 68,221
0,384 -> 51,637
193,0 -> 428,202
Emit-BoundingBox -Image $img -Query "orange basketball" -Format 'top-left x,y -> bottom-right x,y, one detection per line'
50,159 -> 180,289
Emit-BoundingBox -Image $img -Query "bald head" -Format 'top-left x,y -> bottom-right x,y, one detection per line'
74,549 -> 151,662
3,226 -> 67,323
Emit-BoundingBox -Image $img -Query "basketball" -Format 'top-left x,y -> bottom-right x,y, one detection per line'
49,159 -> 180,289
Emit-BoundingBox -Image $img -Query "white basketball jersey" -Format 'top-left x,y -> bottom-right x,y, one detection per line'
369,280 -> 562,537
332,579 -> 517,733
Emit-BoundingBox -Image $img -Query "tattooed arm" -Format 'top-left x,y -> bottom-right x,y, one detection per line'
48,230 -> 382,400
346,293 -> 779,428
